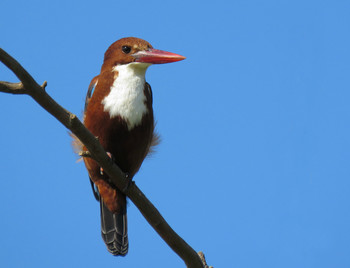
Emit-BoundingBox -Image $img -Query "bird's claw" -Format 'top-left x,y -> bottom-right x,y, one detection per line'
122,173 -> 133,193
99,152 -> 132,192
100,152 -> 114,175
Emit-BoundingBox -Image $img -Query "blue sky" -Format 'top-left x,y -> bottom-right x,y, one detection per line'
1,0 -> 350,267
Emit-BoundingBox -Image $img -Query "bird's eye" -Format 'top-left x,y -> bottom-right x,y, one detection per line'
122,46 -> 131,54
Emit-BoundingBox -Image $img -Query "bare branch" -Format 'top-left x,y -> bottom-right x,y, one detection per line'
0,48 -> 207,268
0,81 -> 27,94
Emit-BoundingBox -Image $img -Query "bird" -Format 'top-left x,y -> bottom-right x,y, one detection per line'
82,37 -> 185,256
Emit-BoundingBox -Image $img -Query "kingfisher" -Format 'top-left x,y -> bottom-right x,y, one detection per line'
82,37 -> 185,256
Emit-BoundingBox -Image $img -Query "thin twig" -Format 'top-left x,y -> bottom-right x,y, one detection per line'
79,150 -> 92,158
198,252 -> 213,268
0,81 -> 26,94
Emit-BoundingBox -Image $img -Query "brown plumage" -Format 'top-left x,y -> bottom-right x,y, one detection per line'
80,37 -> 185,256
83,71 -> 155,212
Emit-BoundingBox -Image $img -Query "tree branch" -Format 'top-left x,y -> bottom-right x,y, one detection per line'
0,48 -> 208,268
0,81 -> 25,94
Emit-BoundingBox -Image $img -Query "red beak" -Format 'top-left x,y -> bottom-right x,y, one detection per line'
133,48 -> 186,64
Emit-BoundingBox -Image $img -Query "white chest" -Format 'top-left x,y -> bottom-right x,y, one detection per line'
102,63 -> 150,130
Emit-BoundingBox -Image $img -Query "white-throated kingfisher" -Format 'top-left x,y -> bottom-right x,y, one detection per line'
82,37 -> 185,256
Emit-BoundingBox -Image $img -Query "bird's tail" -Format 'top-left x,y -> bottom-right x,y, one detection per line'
100,196 -> 128,256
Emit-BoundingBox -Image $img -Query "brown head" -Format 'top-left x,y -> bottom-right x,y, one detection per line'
101,37 -> 185,72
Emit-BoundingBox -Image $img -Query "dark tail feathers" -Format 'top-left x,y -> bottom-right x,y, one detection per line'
100,197 -> 128,256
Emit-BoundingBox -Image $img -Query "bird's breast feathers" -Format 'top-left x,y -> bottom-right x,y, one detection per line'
102,62 -> 151,130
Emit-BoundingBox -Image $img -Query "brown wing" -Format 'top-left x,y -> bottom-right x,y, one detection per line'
85,75 -> 99,112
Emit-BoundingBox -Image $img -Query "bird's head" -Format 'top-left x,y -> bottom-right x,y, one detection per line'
101,37 -> 185,72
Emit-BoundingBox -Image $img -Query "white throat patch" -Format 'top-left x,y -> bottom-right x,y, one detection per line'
102,62 -> 151,130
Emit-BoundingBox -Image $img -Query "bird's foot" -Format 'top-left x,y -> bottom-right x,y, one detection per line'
100,152 -> 114,175
122,173 -> 133,193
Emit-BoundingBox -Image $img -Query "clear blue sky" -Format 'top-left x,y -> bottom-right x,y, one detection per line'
1,0 -> 350,267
